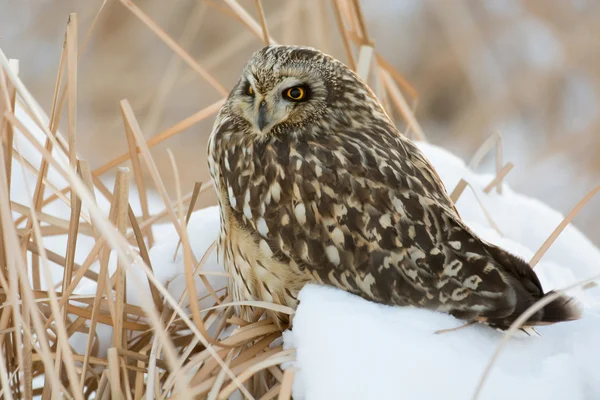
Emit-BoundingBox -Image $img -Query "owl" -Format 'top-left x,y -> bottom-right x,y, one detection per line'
207,45 -> 580,330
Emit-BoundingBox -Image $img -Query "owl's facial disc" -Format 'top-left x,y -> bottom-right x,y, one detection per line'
234,70 -> 327,135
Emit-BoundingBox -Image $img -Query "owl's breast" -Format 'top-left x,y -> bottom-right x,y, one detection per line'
218,209 -> 311,327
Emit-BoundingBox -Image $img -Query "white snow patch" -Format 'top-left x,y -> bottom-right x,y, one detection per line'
285,285 -> 600,400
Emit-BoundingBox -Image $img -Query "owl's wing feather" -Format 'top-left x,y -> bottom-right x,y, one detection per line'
221,123 -> 579,328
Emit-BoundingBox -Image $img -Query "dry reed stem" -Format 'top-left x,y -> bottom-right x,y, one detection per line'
224,0 -> 278,45
202,301 -> 294,317
494,132 -> 503,194
79,165 -> 123,389
19,24 -> 67,255
122,101 -> 154,247
2,114 -> 83,400
66,13 -> 77,169
168,146 -> 217,349
191,346 -> 284,397
483,162 -> 514,194
356,45 -> 374,81
114,167 -> 130,350
118,100 -> 249,396
61,161 -> 83,321
77,159 -> 97,236
33,99 -> 223,214
10,149 -> 75,214
451,131 -> 506,201
79,0 -> 109,58
468,131 -> 503,171
530,185 -> 600,268
1,60 -> 17,192
218,350 -> 295,399
137,182 -> 214,232
121,99 -> 220,312
350,0 -> 371,45
374,53 -> 419,109
127,204 -> 162,312
107,348 -> 121,399
450,178 -> 503,235
10,202 -> 93,236
173,181 -> 203,260
119,0 -> 227,97
26,241 -> 98,283
277,368 -> 295,400
381,70 -> 427,141
141,1 -> 207,141
204,0 -> 246,24
259,384 -> 280,400
331,0 -> 356,70
207,349 -> 236,400
254,0 -> 271,46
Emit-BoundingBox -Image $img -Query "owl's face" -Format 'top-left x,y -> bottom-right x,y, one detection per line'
226,46 -> 336,136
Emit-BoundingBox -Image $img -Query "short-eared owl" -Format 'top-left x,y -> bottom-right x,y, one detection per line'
207,45 -> 580,329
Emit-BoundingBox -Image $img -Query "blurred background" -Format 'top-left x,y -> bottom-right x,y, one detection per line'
2,0 -> 599,244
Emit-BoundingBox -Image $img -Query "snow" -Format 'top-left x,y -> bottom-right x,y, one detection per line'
285,284 -> 600,400
11,100 -> 600,398
127,205 -> 226,311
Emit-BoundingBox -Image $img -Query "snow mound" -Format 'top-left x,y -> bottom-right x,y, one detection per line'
286,284 -> 600,400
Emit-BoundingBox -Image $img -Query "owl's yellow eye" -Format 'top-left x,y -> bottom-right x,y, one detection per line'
247,85 -> 254,96
284,86 -> 306,101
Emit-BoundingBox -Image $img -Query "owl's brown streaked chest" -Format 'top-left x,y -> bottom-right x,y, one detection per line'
209,133 -> 311,323
216,194 -> 310,326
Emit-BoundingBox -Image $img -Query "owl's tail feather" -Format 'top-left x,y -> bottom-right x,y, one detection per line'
535,291 -> 582,324
481,244 -> 582,330
485,291 -> 581,330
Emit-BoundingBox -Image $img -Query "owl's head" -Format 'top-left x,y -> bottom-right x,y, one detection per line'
224,45 -> 378,136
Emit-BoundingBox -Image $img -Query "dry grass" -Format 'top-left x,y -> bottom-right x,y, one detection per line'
1,1 -> 599,399
0,1 -> 421,398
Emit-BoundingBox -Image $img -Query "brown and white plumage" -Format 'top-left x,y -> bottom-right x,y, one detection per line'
207,45 -> 581,329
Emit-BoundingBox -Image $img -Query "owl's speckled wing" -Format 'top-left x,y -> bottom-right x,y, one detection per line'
218,116 -> 528,324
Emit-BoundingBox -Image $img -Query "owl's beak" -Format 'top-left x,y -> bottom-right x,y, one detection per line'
257,100 -> 268,131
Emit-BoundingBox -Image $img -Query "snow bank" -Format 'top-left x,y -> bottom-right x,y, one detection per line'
285,284 -> 600,400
